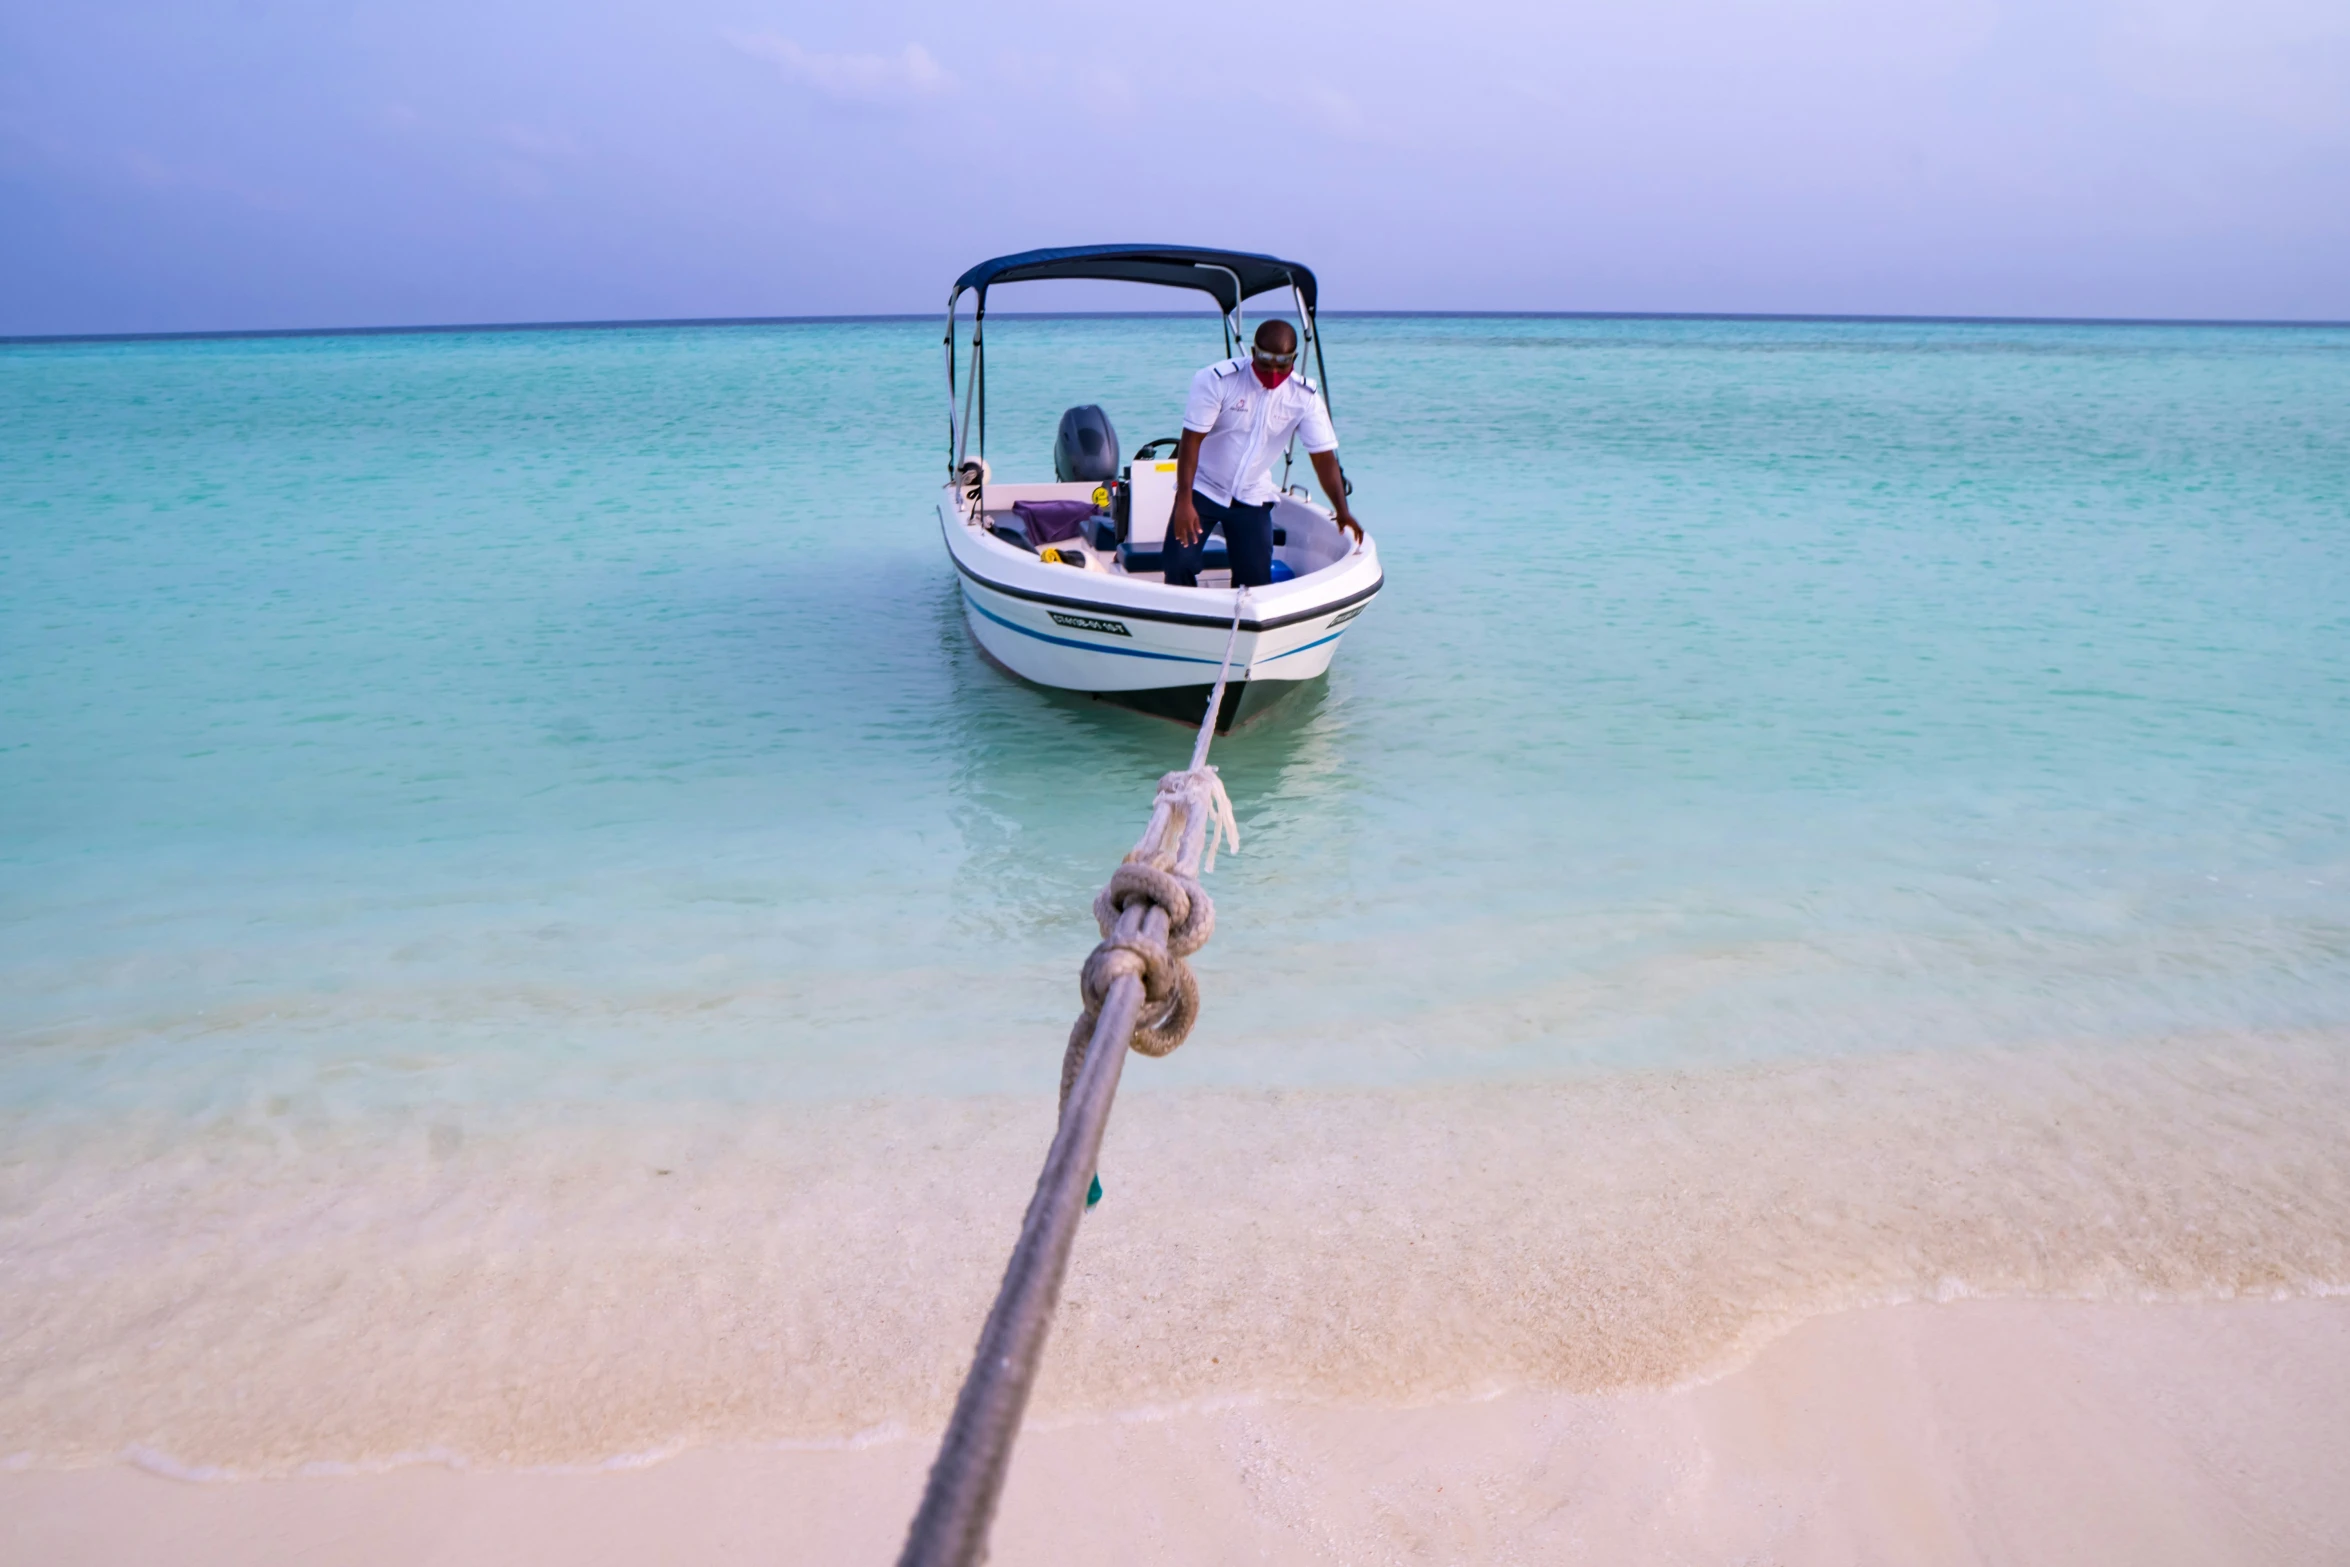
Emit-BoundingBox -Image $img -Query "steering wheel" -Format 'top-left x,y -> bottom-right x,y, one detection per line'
1132,437 -> 1182,462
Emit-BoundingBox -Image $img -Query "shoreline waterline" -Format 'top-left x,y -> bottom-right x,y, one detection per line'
6,1032 -> 2347,1477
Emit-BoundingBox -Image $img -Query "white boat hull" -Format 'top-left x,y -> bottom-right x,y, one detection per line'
938,484 -> 1382,729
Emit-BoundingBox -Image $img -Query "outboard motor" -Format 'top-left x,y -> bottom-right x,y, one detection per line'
1053,405 -> 1120,484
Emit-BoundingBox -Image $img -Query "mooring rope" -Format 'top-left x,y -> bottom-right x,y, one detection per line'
897,592 -> 1248,1567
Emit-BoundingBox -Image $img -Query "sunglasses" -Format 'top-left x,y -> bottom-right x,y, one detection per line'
1251,348 -> 1298,368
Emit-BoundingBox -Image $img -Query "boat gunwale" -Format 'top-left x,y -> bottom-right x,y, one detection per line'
941,529 -> 1385,634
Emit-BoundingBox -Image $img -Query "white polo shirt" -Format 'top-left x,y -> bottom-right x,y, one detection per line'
1181,357 -> 1338,508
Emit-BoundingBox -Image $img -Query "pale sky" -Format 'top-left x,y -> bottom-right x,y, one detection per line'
3,0 -> 2346,334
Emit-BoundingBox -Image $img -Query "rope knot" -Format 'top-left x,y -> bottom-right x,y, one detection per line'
1060,615 -> 1246,1112
1079,932 -> 1171,1013
1061,776 -> 1234,1103
1153,767 -> 1240,872
1093,863 -> 1213,957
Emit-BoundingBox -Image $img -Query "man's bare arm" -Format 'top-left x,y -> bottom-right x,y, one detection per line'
1169,429 -> 1207,546
1309,450 -> 1364,544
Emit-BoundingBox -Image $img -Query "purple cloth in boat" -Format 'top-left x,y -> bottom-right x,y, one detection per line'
1013,499 -> 1097,548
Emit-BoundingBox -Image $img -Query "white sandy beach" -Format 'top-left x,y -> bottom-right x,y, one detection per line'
5,1036 -> 2350,1560
8,1037 -> 2350,1473
6,1298 -> 2347,1564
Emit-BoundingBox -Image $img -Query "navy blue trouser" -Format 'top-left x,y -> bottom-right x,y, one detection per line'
1162,489 -> 1275,588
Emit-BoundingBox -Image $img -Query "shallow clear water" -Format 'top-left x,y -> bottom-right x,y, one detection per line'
6,315 -> 2345,1119
4,316 -> 2349,1467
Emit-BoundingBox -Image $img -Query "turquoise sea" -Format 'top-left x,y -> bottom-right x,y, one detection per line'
4,315 -> 2349,1471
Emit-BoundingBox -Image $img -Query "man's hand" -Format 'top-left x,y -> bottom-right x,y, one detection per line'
1170,492 -> 1202,547
1169,428 -> 1207,546
1309,450 -> 1364,546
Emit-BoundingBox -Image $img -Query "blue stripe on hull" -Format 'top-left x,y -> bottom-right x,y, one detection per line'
963,592 -> 1224,664
962,589 -> 1354,671
1259,626 -> 1349,663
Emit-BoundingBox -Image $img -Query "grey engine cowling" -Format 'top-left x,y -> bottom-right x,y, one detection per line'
1053,405 -> 1120,484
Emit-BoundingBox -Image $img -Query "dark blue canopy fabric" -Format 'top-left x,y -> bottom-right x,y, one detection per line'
952,245 -> 1317,314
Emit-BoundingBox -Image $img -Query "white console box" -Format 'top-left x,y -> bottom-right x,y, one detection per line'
1126,458 -> 1179,548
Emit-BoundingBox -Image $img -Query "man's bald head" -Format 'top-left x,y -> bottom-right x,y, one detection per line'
1253,320 -> 1298,355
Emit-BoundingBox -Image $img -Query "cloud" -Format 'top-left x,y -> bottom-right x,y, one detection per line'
1297,82 -> 1367,139
980,49 -> 1138,117
727,33 -> 952,105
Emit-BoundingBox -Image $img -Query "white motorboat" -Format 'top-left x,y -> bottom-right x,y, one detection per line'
939,245 -> 1382,732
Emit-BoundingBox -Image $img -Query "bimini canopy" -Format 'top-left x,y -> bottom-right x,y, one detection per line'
952,244 -> 1317,316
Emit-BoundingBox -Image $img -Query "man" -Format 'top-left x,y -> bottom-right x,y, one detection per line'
1162,320 -> 1363,588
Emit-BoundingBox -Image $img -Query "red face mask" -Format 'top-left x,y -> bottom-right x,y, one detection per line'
1252,355 -> 1293,389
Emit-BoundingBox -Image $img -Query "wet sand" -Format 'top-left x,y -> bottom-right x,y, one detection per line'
7,1037 -> 2350,1475
6,1298 -> 2347,1564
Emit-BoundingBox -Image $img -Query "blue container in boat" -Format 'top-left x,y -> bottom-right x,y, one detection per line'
1269,559 -> 1296,583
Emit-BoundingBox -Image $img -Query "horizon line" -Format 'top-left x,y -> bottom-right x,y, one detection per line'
7,307 -> 2348,347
